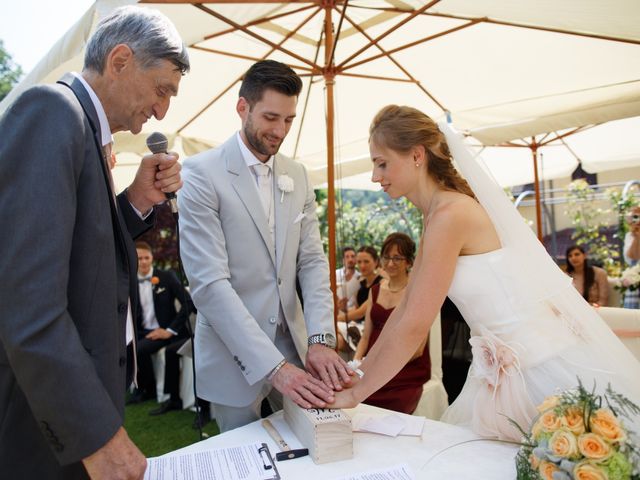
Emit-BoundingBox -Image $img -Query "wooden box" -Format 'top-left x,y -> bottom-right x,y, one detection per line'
283,396 -> 353,464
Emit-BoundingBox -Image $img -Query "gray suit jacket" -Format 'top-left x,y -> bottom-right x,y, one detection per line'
178,135 -> 333,407
0,74 -> 151,478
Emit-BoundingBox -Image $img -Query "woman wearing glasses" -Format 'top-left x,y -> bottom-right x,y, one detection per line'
353,233 -> 430,414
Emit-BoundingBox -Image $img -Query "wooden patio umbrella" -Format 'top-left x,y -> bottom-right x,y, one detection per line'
3,0 -> 640,315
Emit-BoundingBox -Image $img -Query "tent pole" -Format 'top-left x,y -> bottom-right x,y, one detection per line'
531,142 -> 543,241
323,3 -> 338,323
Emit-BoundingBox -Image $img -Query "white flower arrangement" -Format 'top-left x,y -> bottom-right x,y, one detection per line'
615,264 -> 640,292
277,174 -> 294,203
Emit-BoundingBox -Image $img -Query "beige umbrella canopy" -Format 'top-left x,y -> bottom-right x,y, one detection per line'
3,0 -> 640,295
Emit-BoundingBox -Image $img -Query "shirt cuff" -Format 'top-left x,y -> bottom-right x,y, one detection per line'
167,328 -> 178,336
125,188 -> 154,219
130,202 -> 153,220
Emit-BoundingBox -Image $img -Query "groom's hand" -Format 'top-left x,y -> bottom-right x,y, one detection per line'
271,363 -> 335,409
305,345 -> 353,391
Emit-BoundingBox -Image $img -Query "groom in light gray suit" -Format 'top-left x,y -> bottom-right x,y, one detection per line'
179,60 -> 352,431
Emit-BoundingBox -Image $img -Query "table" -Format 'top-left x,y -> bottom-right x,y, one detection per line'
167,404 -> 518,479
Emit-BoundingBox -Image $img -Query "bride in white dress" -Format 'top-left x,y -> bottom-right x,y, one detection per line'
331,105 -> 640,440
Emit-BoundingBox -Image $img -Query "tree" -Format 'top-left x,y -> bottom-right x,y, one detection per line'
565,179 -> 622,275
316,189 -> 423,267
0,40 -> 23,102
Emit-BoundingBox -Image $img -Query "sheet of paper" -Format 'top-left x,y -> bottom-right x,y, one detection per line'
334,463 -> 416,480
351,413 -> 425,437
144,442 -> 279,480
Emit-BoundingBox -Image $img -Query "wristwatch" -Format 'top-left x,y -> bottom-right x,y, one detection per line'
308,332 -> 337,349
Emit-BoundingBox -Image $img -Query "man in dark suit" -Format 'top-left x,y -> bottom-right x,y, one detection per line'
131,241 -> 191,414
0,6 -> 189,479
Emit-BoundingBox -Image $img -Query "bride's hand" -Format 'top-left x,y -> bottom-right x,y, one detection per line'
329,388 -> 360,409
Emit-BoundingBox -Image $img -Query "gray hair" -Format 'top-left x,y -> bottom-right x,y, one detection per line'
84,6 -> 189,75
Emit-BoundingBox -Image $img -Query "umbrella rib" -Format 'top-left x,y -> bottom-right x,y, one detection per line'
346,5 -> 640,46
328,1 -> 349,67
338,7 -> 448,112
458,78 -> 640,115
178,6 -> 322,132
190,46 -> 314,72
336,0 -> 440,69
470,16 -> 640,46
202,4 -> 317,41
337,72 -> 414,83
194,3 -> 321,69
342,18 -> 481,72
293,28 -> 324,159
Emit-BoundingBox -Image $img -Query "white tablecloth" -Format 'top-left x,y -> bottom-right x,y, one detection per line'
167,404 -> 518,479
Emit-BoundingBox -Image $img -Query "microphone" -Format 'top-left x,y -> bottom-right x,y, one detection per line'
146,132 -> 178,214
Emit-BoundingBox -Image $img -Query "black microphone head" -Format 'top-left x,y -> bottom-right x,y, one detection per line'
146,132 -> 169,154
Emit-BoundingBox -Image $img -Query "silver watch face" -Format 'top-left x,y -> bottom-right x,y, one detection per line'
323,333 -> 337,348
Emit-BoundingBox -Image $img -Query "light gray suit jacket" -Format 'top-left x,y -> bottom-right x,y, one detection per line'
178,135 -> 333,407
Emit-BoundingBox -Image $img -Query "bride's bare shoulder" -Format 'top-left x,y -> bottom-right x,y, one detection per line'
433,191 -> 479,219
430,191 -> 500,252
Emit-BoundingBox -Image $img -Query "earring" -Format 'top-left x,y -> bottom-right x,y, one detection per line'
415,162 -> 421,167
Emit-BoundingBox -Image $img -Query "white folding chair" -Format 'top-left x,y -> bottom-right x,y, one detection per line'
596,306 -> 640,361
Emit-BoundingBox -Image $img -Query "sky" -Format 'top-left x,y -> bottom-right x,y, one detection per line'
1,0 -> 95,74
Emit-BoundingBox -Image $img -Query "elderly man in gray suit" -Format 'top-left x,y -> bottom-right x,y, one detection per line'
179,60 -> 353,431
0,6 -> 188,479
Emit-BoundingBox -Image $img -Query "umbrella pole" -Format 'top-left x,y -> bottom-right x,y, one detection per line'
323,5 -> 339,324
531,142 -> 543,241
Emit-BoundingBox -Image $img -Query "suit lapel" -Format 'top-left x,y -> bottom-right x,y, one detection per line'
57,74 -> 119,216
58,73 -> 134,341
273,156 -> 292,272
226,138 -> 276,267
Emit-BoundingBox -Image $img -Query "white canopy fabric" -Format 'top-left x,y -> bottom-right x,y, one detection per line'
2,0 -> 640,189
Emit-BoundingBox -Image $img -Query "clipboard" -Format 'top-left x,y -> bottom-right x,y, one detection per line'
258,443 -> 281,480
145,442 -> 281,480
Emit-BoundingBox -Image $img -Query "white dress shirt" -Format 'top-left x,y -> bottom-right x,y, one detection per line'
236,132 -> 275,245
138,268 -> 160,331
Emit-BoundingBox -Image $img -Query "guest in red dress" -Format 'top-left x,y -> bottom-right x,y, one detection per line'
354,233 -> 431,414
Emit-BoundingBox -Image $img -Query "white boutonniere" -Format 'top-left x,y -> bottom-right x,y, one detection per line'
277,174 -> 294,203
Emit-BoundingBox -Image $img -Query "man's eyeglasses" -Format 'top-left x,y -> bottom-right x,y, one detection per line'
382,255 -> 406,264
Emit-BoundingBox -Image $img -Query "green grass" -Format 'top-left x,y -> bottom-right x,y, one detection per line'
124,400 -> 220,458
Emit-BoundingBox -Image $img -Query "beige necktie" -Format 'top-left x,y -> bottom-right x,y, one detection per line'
102,142 -> 116,201
253,163 -> 275,244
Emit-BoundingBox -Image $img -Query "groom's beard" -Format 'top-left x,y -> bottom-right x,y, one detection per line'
244,117 -> 284,157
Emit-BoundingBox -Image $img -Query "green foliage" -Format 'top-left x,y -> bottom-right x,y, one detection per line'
565,180 -> 621,275
316,189 -> 423,263
0,40 -> 23,102
609,186 -> 639,268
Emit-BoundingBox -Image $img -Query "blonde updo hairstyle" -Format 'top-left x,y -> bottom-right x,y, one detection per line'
369,105 -> 475,199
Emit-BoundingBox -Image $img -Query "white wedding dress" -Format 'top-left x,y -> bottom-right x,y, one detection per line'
436,123 -> 640,441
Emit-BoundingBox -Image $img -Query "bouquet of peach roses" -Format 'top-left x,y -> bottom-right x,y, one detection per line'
515,380 -> 639,479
